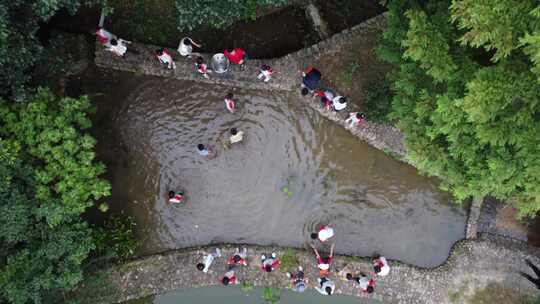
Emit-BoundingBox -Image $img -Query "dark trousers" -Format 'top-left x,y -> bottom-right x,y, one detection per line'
520,259 -> 540,289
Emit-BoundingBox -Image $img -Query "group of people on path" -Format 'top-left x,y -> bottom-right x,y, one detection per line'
96,28 -> 273,83
193,225 -> 391,297
301,66 -> 366,129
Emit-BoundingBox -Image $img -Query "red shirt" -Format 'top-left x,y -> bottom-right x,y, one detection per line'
197,63 -> 207,73
227,256 -> 247,266
261,259 -> 281,271
224,48 -> 246,65
221,276 -> 236,285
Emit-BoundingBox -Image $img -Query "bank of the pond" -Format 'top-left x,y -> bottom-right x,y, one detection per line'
126,286 -> 381,304
74,234 -> 540,304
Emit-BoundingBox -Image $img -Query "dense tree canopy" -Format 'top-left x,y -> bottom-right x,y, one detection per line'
379,0 -> 540,216
174,0 -> 289,30
0,89 -> 111,303
0,0 -> 103,100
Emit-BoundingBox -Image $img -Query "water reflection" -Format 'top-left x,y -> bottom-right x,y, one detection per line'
76,68 -> 466,267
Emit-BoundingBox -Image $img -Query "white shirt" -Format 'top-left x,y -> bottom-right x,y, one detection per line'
318,226 -> 334,242
358,276 -> 370,290
376,257 -> 390,276
315,279 -> 335,295
202,248 -> 221,273
230,131 -> 244,144
107,40 -> 127,56
332,96 -> 347,111
178,37 -> 193,56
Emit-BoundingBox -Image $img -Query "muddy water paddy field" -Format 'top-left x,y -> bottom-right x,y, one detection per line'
70,68 -> 466,267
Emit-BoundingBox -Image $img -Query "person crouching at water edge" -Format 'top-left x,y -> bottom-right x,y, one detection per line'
311,225 -> 335,242
168,190 -> 184,204
261,252 -> 280,273
257,64 -> 273,82
221,269 -> 239,286
195,56 -> 211,79
227,247 -> 248,267
373,255 -> 390,277
95,27 -> 115,46
106,38 -> 131,57
156,49 -> 176,70
178,37 -> 201,58
224,93 -> 236,113
196,248 -> 222,273
345,112 -> 366,128
346,273 -> 375,295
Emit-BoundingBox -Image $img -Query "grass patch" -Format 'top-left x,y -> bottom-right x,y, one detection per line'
279,248 -> 299,270
466,282 -> 535,304
262,287 -> 281,304
362,79 -> 394,124
241,281 -> 254,293
337,60 -> 361,89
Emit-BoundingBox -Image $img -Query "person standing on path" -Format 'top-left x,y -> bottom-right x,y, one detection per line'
520,259 -> 540,289
195,56 -> 210,79
300,66 -> 322,92
315,277 -> 335,295
311,243 -> 335,277
257,64 -> 273,82
287,266 -> 308,293
261,252 -> 280,272
178,37 -> 201,58
332,96 -> 347,112
197,248 -> 222,273
224,48 -> 246,65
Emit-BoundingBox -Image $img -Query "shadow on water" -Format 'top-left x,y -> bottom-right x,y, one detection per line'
69,66 -> 466,268
123,287 -> 383,304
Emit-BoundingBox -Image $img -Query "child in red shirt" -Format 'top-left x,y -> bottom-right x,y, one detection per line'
224,93 -> 236,113
195,56 -> 210,79
224,48 -> 246,65
261,252 -> 280,272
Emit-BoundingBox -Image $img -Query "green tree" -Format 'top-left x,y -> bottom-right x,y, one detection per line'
0,0 -> 104,100
0,89 -> 111,303
174,0 -> 289,30
379,0 -> 540,216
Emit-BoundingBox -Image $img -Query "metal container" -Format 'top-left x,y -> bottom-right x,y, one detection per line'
210,53 -> 230,74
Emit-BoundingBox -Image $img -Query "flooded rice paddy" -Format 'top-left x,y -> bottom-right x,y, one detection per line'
72,68 -> 466,267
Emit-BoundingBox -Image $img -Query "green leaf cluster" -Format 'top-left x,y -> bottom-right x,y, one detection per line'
379,0 -> 540,217
174,0 -> 289,31
0,89 -> 111,303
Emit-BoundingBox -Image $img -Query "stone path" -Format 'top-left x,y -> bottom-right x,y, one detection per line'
76,234 -> 540,304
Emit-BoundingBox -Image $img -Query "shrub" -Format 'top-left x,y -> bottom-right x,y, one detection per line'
362,80 -> 394,124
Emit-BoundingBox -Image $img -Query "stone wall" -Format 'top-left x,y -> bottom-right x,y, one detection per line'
76,234 -> 540,304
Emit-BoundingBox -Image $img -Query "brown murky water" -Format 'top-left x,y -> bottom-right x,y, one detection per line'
72,68 -> 465,267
